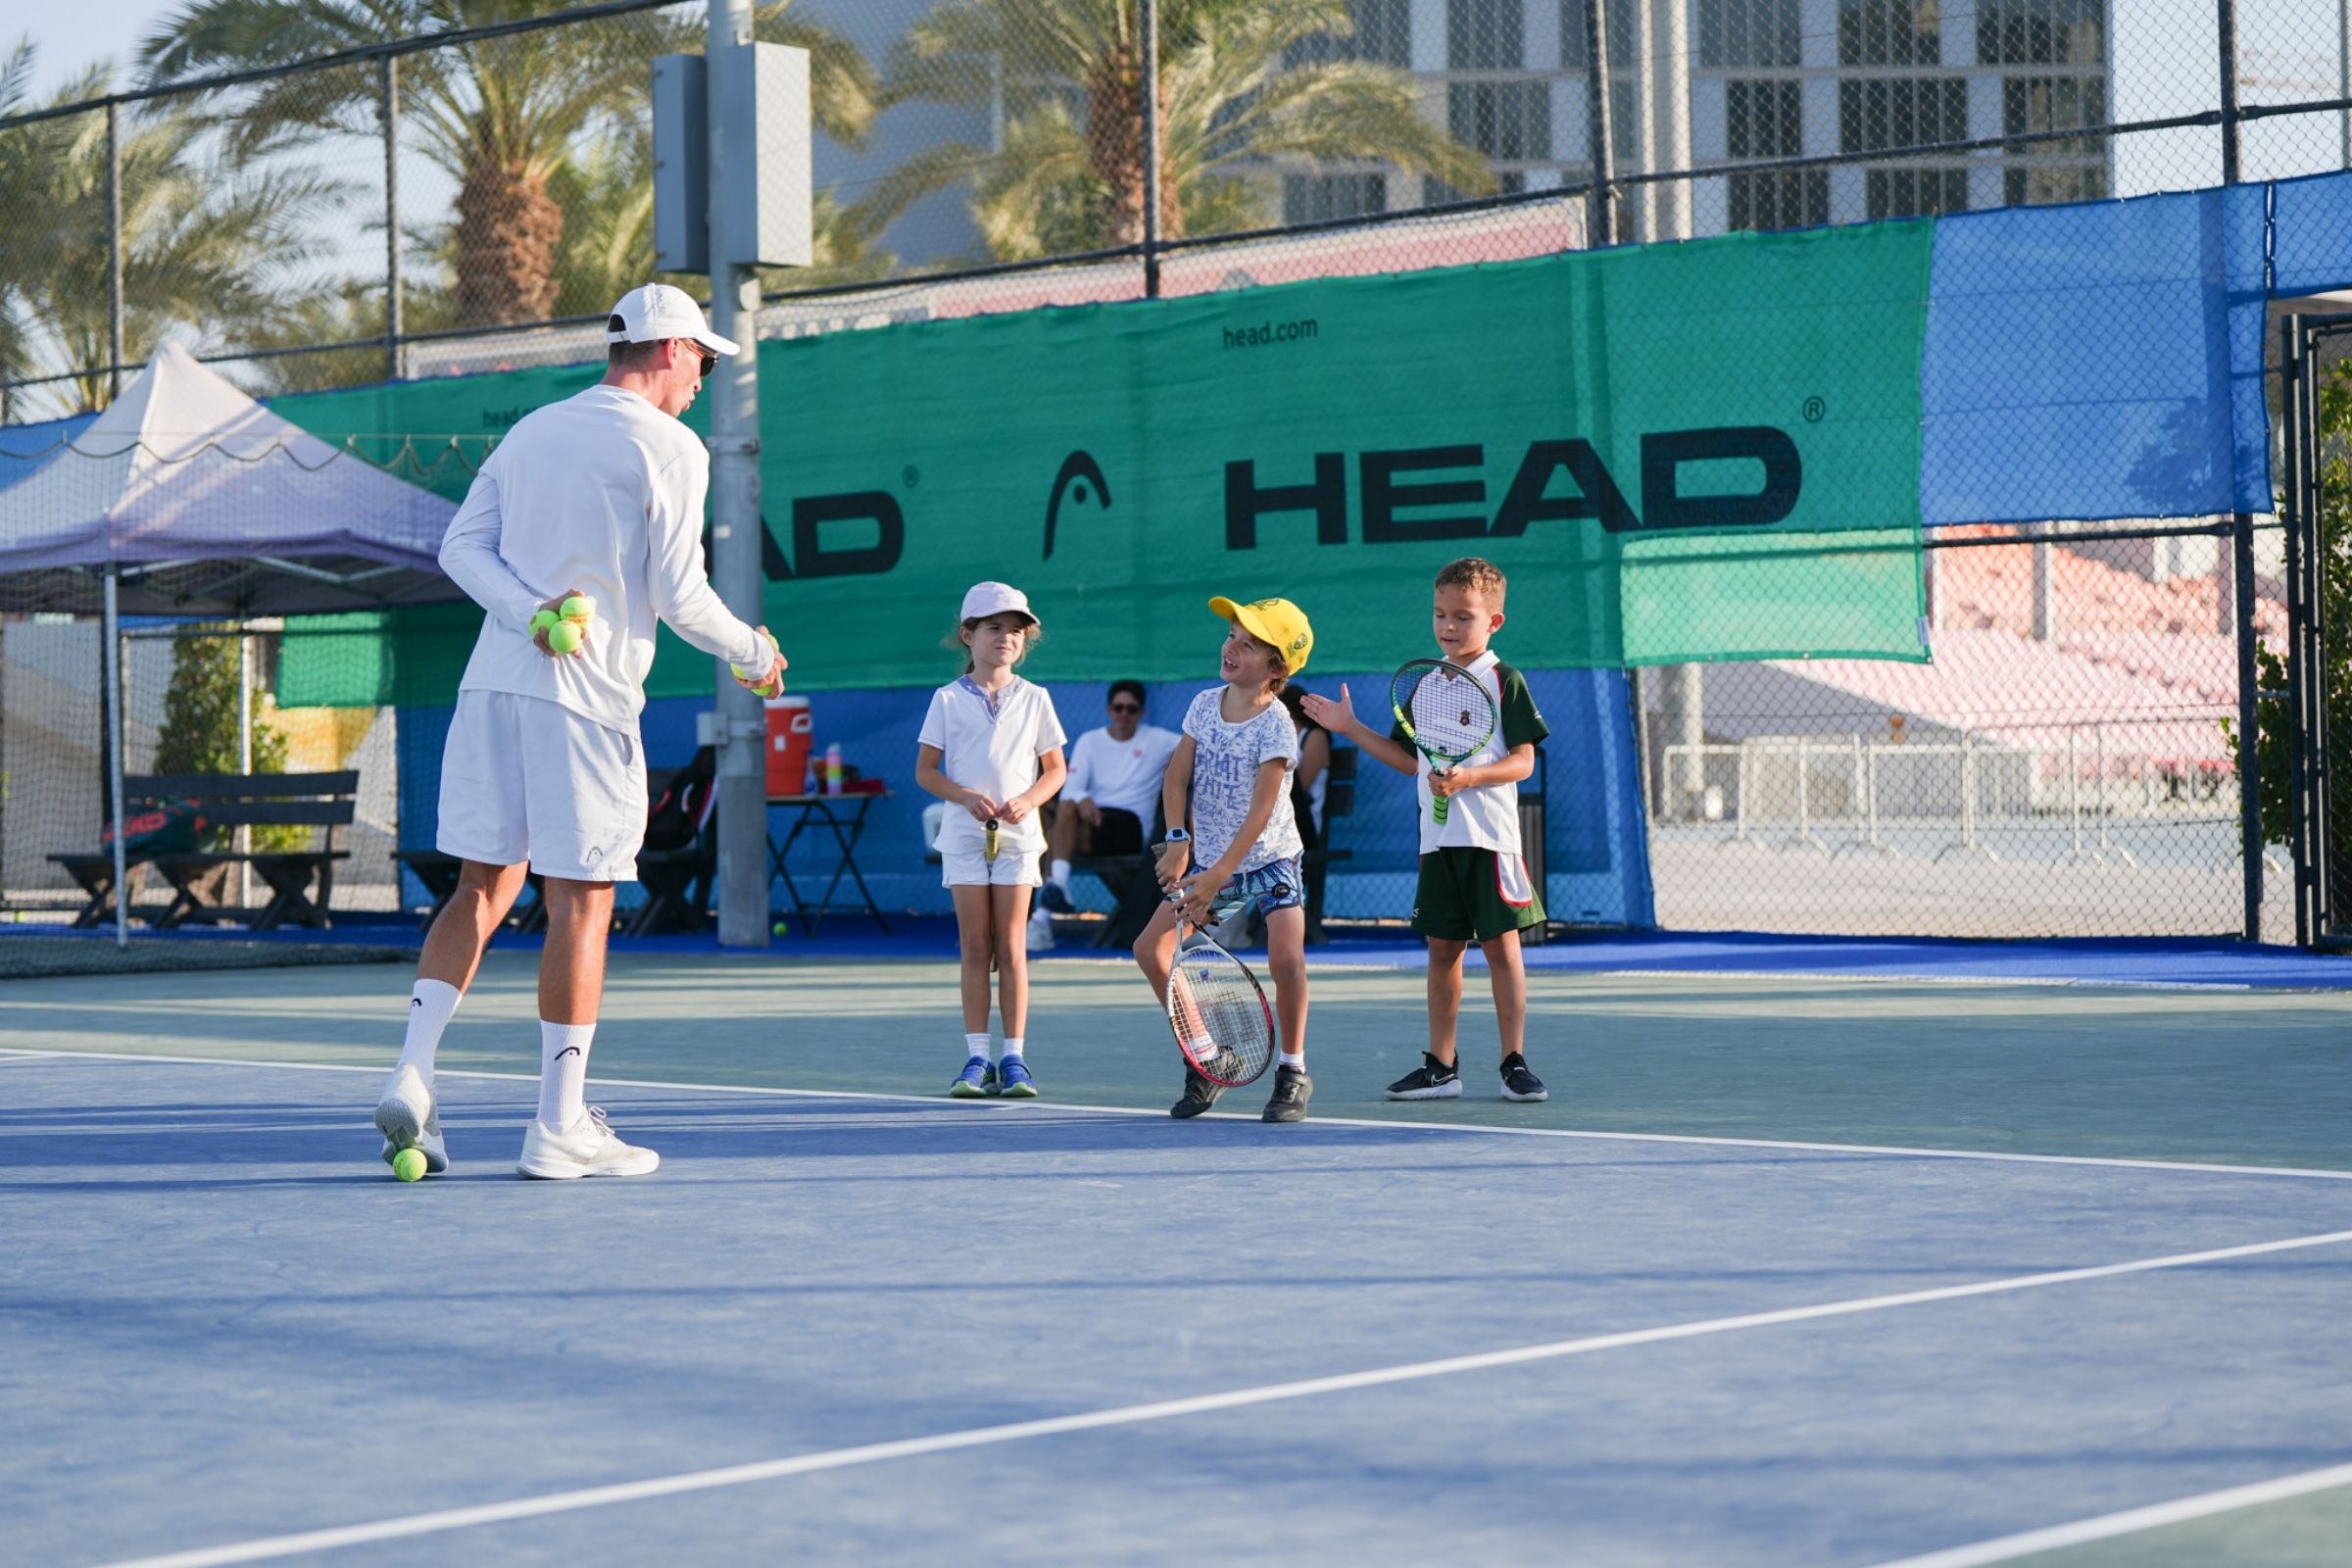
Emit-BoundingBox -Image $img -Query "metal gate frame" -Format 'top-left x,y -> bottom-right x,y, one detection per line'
2278,313 -> 2352,948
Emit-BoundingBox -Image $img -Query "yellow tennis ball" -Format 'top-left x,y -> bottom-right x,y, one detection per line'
548,620 -> 582,655
529,609 -> 559,635
392,1148 -> 426,1182
560,594 -> 595,623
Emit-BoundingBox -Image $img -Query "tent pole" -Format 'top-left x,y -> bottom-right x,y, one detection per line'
105,566 -> 129,948
239,629 -> 254,911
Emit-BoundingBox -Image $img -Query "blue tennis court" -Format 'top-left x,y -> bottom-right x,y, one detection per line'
4,944 -> 2351,1567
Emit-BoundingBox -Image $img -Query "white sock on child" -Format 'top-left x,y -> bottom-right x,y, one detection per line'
537,1020 -> 595,1129
1278,1051 -> 1304,1071
396,979 -> 461,1082
1002,1037 -> 1024,1059
965,1032 -> 992,1059
1050,858 -> 1072,889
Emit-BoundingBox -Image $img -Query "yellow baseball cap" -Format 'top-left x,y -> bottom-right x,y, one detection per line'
1208,595 -> 1313,673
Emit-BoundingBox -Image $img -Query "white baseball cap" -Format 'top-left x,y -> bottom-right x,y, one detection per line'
960,581 -> 1035,623
606,282 -> 739,356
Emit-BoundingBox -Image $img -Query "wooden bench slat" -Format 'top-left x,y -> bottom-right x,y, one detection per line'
125,771 -> 359,799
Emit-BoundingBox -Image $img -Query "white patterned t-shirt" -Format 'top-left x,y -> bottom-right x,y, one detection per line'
1180,687 -> 1301,875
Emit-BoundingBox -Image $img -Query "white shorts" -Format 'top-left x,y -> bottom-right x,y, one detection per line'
437,690 -> 647,882
940,844 -> 1043,888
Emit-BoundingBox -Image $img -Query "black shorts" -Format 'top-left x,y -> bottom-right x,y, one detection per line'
1090,807 -> 1146,856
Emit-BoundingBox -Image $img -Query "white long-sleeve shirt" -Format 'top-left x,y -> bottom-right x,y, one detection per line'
439,384 -> 768,733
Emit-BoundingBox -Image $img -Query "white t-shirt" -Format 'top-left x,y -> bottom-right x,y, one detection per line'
1180,688 -> 1300,875
1063,723 -> 1180,821
440,384 -> 769,734
1392,651 -> 1550,856
918,676 -> 1068,858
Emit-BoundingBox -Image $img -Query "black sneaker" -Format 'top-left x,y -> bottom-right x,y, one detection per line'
1386,1054 -> 1462,1101
1499,1053 -> 1548,1102
1040,881 -> 1075,914
1261,1064 -> 1312,1123
1171,1067 -> 1227,1118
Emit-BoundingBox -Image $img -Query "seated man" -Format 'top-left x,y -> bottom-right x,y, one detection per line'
1032,680 -> 1180,940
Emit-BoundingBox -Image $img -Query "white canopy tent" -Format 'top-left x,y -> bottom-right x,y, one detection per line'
0,343 -> 464,940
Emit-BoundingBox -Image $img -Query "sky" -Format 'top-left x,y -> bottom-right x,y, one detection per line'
15,0 -> 180,99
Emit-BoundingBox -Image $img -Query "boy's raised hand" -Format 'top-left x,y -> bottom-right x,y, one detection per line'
1299,684 -> 1354,734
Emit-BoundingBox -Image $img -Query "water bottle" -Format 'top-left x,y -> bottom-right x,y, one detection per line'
823,743 -> 844,795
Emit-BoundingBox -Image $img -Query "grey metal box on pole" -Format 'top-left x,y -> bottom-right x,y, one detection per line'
718,43 -> 812,269
651,54 -> 710,273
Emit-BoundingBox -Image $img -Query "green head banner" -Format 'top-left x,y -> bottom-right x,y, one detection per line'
277,220 -> 1931,705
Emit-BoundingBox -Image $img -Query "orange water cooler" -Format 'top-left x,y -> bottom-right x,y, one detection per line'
763,696 -> 812,797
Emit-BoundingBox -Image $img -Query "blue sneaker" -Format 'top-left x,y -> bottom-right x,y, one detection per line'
950,1056 -> 994,1099
997,1056 -> 1039,1099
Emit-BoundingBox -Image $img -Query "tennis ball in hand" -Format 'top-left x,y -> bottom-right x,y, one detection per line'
547,620 -> 582,656
392,1148 -> 427,1182
560,594 -> 595,623
529,609 -> 559,635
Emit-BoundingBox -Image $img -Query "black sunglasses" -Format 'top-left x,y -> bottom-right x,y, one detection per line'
1109,701 -> 1142,713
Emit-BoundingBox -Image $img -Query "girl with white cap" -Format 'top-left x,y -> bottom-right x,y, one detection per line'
914,582 -> 1068,1099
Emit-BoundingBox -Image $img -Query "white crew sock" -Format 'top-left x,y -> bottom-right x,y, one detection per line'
396,979 -> 461,1082
1049,859 -> 1072,889
1001,1037 -> 1025,1059
537,1020 -> 596,1130
1278,1051 -> 1304,1071
965,1032 -> 993,1060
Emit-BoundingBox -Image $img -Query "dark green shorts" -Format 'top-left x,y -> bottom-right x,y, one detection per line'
1411,846 -> 1546,944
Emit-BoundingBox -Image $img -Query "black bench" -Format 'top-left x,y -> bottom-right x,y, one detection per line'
55,771 -> 356,930
626,766 -> 714,937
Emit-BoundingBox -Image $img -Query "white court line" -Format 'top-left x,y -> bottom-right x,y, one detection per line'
87,1225 -> 2352,1568
21,1046 -> 2352,1184
1863,1457 -> 2352,1568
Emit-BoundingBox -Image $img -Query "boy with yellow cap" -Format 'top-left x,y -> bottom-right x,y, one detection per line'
1134,596 -> 1316,1122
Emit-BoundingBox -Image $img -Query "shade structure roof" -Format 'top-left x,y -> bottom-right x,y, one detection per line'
0,343 -> 463,614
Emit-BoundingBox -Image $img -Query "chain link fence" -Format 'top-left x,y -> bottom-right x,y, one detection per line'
4,0 -> 2348,942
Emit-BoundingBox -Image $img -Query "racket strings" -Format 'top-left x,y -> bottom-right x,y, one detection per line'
1401,668 -> 1492,759
1169,943 -> 1275,1085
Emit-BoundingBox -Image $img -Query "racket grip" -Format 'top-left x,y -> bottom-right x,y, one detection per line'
983,818 -> 1000,862
1432,794 -> 1450,825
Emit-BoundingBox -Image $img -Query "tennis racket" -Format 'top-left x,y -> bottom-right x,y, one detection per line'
983,817 -> 1001,862
1163,893 -> 1276,1088
1391,658 -> 1498,825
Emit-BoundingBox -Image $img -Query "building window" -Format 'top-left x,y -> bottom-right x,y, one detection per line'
1839,0 -> 1940,68
2002,73 -> 2106,152
1839,77 -> 1970,154
1699,0 -> 1803,70
1285,172 -> 1391,224
1286,0 -> 1414,70
1726,78 -> 1803,160
1449,79 -> 1553,164
1866,167 -> 1971,218
1729,171 -> 1831,229
1448,0 -> 1527,71
1559,0 -> 1636,70
2003,165 -> 2106,205
1977,0 -> 2103,66
1425,171 -> 1529,204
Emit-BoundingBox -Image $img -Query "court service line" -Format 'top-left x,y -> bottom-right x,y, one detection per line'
24,1046 -> 2352,1184
89,1226 -> 2352,1568
1862,1457 -> 2352,1568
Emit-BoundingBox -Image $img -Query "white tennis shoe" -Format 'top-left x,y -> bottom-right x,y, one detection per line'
516,1105 -> 660,1179
374,1064 -> 449,1174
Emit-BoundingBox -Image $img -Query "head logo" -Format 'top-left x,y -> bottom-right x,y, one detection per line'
1043,451 -> 1113,559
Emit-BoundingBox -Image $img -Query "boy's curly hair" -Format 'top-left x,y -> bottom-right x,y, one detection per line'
1435,556 -> 1508,604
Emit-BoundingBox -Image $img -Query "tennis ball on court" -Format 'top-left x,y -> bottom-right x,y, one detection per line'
560,594 -> 595,623
771,920 -> 788,937
547,620 -> 582,656
392,1148 -> 427,1183
529,609 -> 559,635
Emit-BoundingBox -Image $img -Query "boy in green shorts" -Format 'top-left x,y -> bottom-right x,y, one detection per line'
1300,557 -> 1549,1102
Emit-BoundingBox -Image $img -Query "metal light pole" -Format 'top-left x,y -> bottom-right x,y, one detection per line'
710,0 -> 770,948
1140,0 -> 1162,297
380,57 -> 403,382
1582,0 -> 1616,246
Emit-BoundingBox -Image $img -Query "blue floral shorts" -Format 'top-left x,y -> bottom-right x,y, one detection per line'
1210,854 -> 1305,919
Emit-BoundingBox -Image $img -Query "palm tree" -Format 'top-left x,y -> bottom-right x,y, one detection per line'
874,0 -> 1493,262
0,41 -> 345,418
139,0 -> 880,328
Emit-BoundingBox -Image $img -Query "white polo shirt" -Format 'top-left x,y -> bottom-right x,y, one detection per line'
917,675 -> 1068,858
1063,722 -> 1180,821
